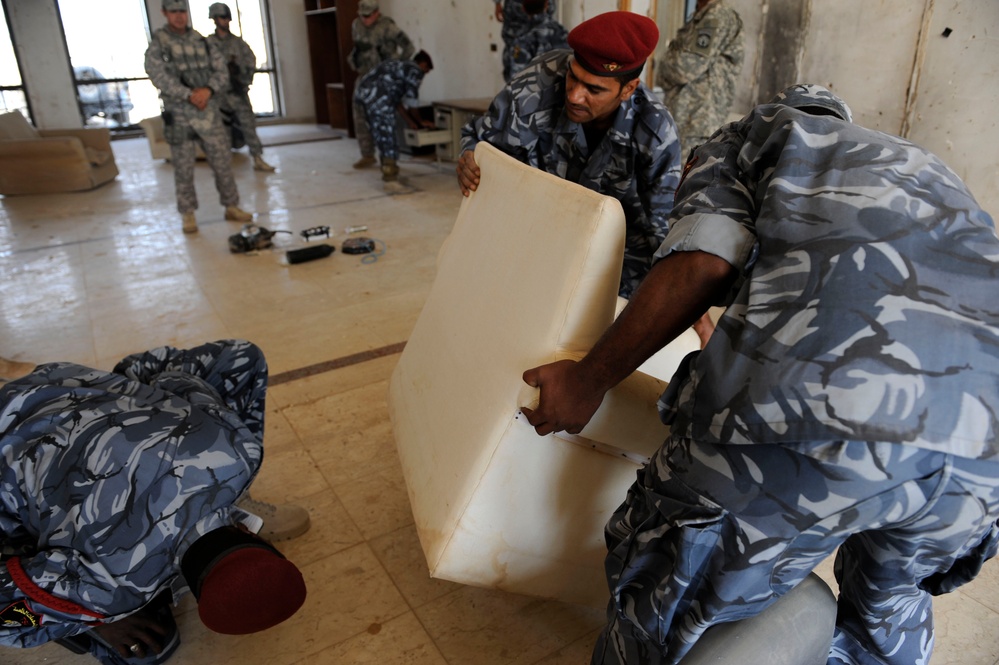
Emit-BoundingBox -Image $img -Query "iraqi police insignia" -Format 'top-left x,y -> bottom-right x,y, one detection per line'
603,62 -> 621,72
1,599 -> 41,628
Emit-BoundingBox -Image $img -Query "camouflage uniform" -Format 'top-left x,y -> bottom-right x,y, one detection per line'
657,0 -> 743,156
206,30 -> 264,158
348,14 -> 415,160
0,340 -> 266,654
493,0 -> 558,82
461,49 -> 683,298
354,59 -> 426,162
593,86 -> 999,665
145,25 -> 241,214
508,14 -> 568,80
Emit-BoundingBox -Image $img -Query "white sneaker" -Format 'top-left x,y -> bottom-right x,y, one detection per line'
236,494 -> 311,542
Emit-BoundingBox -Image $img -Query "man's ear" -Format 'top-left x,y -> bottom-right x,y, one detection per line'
619,78 -> 640,102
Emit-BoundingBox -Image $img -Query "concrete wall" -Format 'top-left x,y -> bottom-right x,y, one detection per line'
6,0 -> 998,212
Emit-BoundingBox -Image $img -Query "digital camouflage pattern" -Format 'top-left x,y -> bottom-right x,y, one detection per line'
145,26 -> 241,214
508,14 -> 569,80
659,84 -> 999,460
593,84 -> 999,665
494,0 -> 558,82
594,438 -> 999,665
207,30 -> 264,157
354,59 -> 426,161
0,340 -> 265,649
347,15 -> 415,76
657,0 -> 743,155
461,49 -> 682,298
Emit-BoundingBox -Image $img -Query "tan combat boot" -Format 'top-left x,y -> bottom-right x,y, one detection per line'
380,157 -> 399,182
182,212 -> 198,234
352,155 -> 377,169
253,155 -> 276,172
224,205 -> 254,222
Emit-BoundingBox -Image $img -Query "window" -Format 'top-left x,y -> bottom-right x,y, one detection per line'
0,2 -> 28,117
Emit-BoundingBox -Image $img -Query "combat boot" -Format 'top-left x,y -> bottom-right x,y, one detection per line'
253,155 -> 276,172
353,155 -> 377,169
380,157 -> 400,182
182,212 -> 198,234
224,205 -> 254,222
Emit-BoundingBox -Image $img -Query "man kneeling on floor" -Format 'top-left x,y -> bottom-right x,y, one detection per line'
0,339 -> 310,665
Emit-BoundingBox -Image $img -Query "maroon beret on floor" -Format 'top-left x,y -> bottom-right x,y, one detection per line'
568,11 -> 659,77
182,526 -> 307,635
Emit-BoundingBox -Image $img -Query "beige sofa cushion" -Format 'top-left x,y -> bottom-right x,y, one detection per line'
0,111 -> 40,140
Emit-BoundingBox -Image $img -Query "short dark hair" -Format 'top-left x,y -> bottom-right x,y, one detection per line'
414,50 -> 433,70
613,63 -> 644,88
522,0 -> 546,15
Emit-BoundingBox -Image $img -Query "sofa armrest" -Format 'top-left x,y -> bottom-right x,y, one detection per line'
38,127 -> 112,152
0,136 -> 89,163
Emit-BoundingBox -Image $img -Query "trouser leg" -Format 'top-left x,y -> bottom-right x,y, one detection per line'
169,139 -> 198,214
592,438 -> 999,665
112,339 -> 268,439
230,95 -> 262,156
353,97 -> 375,158
366,101 -> 400,161
196,125 -> 240,208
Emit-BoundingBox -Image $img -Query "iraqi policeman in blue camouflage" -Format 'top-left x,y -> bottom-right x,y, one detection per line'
657,0 -> 743,157
507,0 -> 569,80
348,0 -> 416,170
520,84 -> 999,665
0,340 -> 308,665
492,0 -> 558,82
459,11 -> 683,300
145,0 -> 254,234
207,2 -> 277,173
353,50 -> 434,191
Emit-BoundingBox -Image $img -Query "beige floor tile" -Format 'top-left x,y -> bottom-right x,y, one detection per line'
530,628 -> 602,665
268,353 -> 398,409
273,488 -> 365,568
333,457 -> 415,540
929,589 -> 999,664
247,446 -> 329,503
294,611 -> 447,665
414,586 -> 605,665
369,524 -> 465,610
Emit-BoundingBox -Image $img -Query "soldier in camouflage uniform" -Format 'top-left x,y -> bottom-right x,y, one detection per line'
348,0 -> 416,170
520,84 -> 999,665
657,0 -> 744,157
507,0 -> 569,80
144,0 -> 254,234
492,0 -> 558,82
459,12 -> 682,299
0,340 -> 308,664
207,2 -> 276,173
353,51 -> 434,191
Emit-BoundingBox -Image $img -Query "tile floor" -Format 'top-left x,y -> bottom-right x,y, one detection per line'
2,126 -> 998,664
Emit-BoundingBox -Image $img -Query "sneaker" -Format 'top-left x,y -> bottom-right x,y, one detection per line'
352,156 -> 377,169
236,494 -> 311,542
224,206 -> 253,222
253,155 -> 276,172
181,212 -> 198,234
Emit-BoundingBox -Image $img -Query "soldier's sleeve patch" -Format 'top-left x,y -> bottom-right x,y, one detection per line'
1,599 -> 42,628
695,31 -> 714,51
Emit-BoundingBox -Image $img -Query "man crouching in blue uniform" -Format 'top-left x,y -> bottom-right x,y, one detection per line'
0,339 -> 309,664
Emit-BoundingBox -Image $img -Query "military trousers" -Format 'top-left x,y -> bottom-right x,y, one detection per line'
168,121 -> 240,214
352,96 -> 375,159
592,437 -> 999,665
357,99 -> 400,161
223,92 -> 263,157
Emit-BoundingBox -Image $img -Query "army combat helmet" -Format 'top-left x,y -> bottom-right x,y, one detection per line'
209,2 -> 232,19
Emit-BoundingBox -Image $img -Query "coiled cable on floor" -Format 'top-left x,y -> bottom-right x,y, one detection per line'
361,239 -> 387,264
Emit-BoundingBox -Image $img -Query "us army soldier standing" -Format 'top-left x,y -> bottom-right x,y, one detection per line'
657,0 -> 743,156
492,0 -> 558,82
145,0 -> 254,234
347,0 -> 415,169
207,2 -> 277,173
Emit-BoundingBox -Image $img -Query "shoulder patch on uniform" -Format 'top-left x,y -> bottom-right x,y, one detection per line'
1,599 -> 42,628
696,33 -> 712,49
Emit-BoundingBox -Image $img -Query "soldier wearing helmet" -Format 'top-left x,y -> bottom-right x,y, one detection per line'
206,2 -> 277,173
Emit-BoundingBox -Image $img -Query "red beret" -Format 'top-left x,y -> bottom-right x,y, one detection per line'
568,11 -> 659,77
196,546 -> 307,634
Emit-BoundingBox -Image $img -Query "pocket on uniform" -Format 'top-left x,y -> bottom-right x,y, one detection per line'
605,472 -> 728,647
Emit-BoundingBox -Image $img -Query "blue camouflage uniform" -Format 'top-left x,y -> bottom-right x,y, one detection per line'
593,85 -> 999,665
353,59 -> 426,162
461,49 -> 682,298
508,14 -> 569,80
0,340 -> 265,654
494,0 -> 559,82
